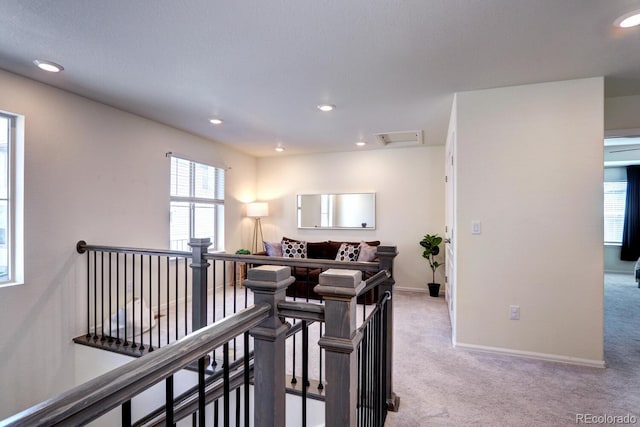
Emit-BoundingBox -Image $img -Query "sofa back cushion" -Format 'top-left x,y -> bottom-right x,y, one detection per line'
328,240 -> 380,260
283,236 -> 330,259
282,239 -> 307,258
264,241 -> 283,257
335,242 -> 361,262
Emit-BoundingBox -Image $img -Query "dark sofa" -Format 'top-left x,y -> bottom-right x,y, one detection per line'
259,237 -> 381,302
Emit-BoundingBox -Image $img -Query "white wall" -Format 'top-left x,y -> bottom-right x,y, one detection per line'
453,78 -> 604,365
0,69 -> 257,418
605,94 -> 640,131
256,147 -> 445,290
603,95 -> 640,273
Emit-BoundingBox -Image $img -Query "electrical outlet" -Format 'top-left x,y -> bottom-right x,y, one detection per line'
471,221 -> 481,235
509,305 -> 520,320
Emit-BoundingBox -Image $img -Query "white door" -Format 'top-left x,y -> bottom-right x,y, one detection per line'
445,131 -> 456,344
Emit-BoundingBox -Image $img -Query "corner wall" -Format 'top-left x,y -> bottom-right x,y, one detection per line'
0,69 -> 257,418
454,78 -> 604,364
256,147 -> 445,290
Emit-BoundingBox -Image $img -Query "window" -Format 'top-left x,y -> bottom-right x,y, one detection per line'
169,156 -> 225,251
604,181 -> 627,244
0,112 -> 23,285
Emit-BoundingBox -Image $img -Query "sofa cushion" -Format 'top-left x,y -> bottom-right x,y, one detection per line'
335,242 -> 361,262
283,236 -> 329,259
357,241 -> 378,262
328,240 -> 380,259
282,240 -> 307,258
264,241 -> 283,257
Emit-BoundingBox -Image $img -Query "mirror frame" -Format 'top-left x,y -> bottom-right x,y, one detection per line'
297,192 -> 376,230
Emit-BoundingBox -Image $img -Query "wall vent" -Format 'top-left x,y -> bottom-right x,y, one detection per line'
375,130 -> 423,147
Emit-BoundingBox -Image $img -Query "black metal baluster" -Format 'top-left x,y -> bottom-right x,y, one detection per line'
223,342 -> 230,427
116,253 -> 121,344
243,332 -> 249,427
166,375 -> 175,427
123,254 -> 129,347
212,260 -> 217,368
291,322 -> 297,386
357,342 -> 362,426
175,256 -> 179,341
302,320 -> 308,427
86,251 -> 90,339
214,400 -> 219,427
132,254 -> 137,349
148,255 -> 153,351
192,413 -> 196,426
232,261 -> 237,364
156,255 -> 160,350
223,261 -> 226,318
198,356 -> 206,427
108,252 -> 113,343
363,324 -> 369,426
101,251 -> 106,341
374,309 -> 380,426
122,399 -> 131,427
139,255 -> 146,350
93,251 -> 98,339
139,254 -> 145,351
318,322 -> 324,391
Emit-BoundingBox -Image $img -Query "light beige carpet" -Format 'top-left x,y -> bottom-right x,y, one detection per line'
384,274 -> 640,426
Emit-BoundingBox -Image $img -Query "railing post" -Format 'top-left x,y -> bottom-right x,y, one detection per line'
243,265 -> 294,427
376,245 -> 400,411
315,269 -> 363,427
189,237 -> 211,331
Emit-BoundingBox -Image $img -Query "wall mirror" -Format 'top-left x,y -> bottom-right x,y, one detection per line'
297,193 -> 376,229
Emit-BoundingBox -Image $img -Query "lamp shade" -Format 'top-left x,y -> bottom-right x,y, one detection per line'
246,202 -> 269,218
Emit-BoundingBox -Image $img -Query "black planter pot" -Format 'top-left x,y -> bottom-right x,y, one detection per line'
428,282 -> 441,297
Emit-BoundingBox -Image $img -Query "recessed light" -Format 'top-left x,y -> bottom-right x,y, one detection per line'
209,118 -> 223,125
355,141 -> 367,147
275,146 -> 285,152
615,10 -> 640,28
33,59 -> 64,73
317,104 -> 335,112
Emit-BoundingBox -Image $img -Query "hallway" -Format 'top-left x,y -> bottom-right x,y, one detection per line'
385,274 -> 640,426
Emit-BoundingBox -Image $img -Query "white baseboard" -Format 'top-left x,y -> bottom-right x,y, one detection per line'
394,286 -> 428,293
604,269 -> 634,275
455,342 -> 606,369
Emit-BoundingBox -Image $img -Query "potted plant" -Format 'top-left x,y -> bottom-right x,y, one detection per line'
419,234 -> 443,297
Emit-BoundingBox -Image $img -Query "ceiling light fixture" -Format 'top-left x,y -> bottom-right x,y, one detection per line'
209,118 -> 223,125
275,146 -> 285,152
33,59 -> 64,73
615,9 -> 640,28
317,104 -> 335,112
355,141 -> 367,147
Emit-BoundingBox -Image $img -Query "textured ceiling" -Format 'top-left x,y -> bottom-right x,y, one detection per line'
1,0 -> 640,157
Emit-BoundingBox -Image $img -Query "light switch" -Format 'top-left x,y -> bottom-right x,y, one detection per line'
471,221 -> 481,235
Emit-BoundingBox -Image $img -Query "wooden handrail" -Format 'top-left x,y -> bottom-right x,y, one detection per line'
0,304 -> 270,427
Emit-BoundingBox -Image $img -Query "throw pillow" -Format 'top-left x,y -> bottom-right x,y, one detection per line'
357,241 -> 378,262
264,241 -> 283,257
335,242 -> 360,262
282,239 -> 307,258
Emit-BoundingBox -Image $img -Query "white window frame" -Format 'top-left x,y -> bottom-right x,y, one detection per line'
604,180 -> 627,246
169,155 -> 225,252
0,111 -> 24,287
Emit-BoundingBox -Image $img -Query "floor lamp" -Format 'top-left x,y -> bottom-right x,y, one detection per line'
247,202 -> 269,254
